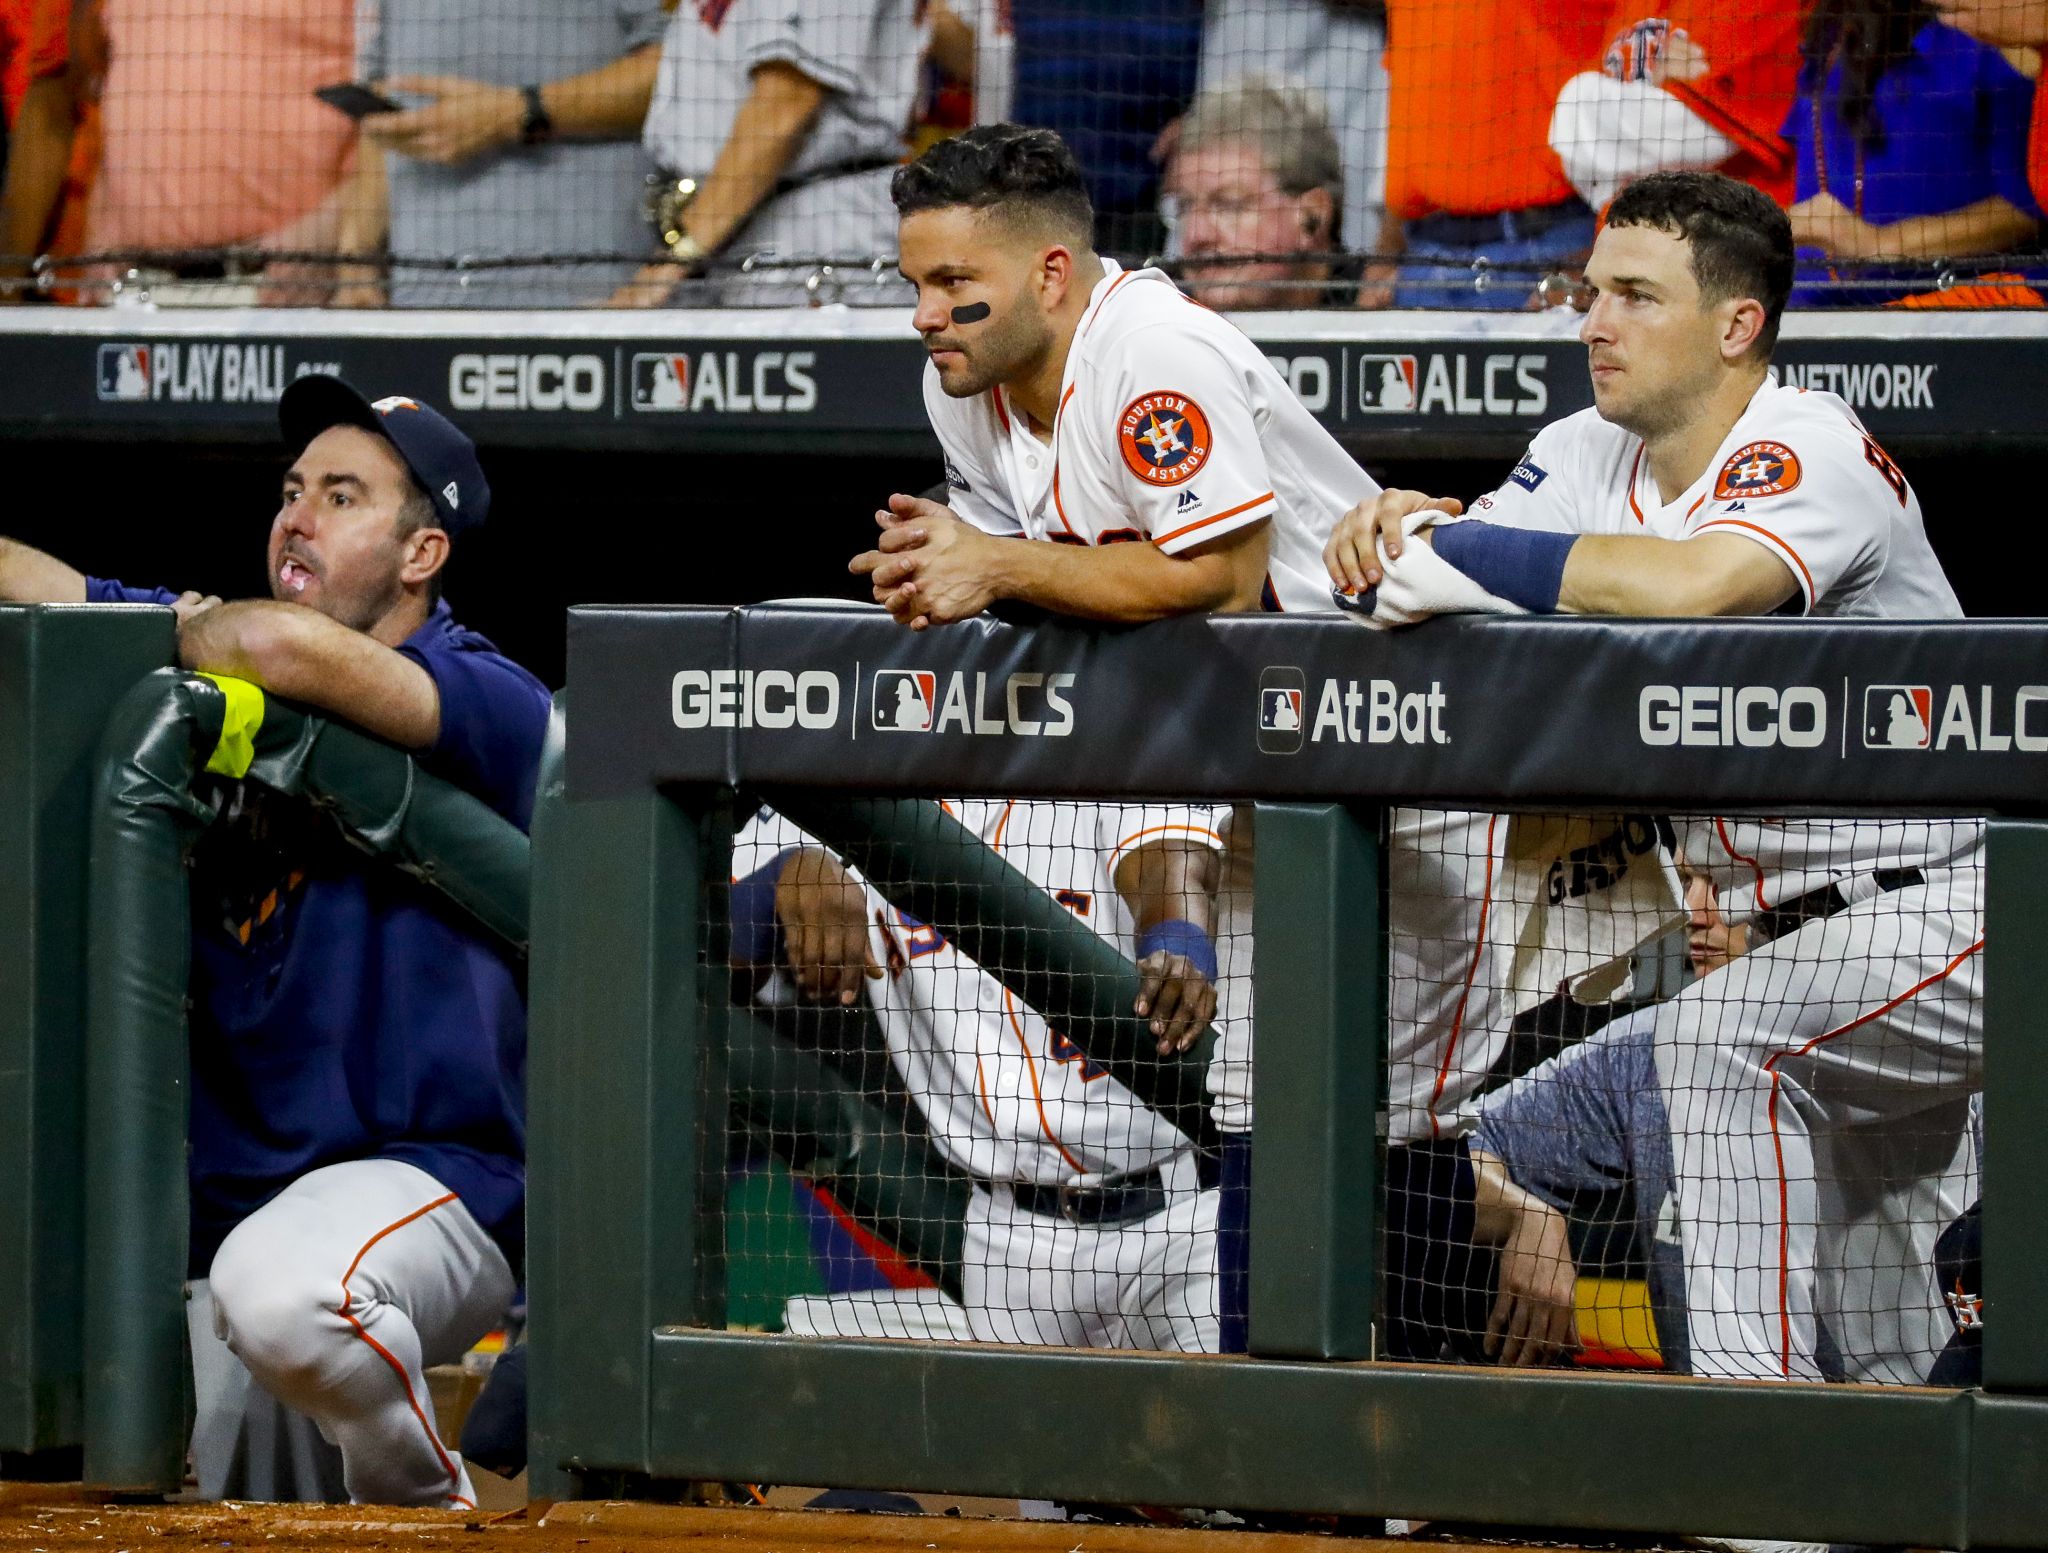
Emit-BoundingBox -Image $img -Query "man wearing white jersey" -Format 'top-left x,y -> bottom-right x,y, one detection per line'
1326,170 -> 1981,1384
730,800 -> 1225,1351
846,125 -> 1516,1360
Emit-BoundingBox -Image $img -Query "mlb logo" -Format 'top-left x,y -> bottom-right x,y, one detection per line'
631,353 -> 691,411
1356,354 -> 1419,414
97,344 -> 152,402
1864,685 -> 1933,749
1257,667 -> 1306,755
873,670 -> 938,732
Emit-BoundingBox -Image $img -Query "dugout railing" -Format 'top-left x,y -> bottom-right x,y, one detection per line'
533,602 -> 2048,1549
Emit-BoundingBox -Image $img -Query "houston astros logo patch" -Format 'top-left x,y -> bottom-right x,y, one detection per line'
1714,440 -> 1802,500
1118,391 -> 1212,485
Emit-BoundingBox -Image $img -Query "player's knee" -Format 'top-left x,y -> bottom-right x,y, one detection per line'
208,1239 -> 347,1390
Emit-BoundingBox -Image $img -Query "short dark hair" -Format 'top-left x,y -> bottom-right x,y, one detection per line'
891,124 -> 1096,249
1605,171 -> 1794,358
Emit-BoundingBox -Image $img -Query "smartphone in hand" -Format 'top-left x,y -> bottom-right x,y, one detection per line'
315,81 -> 402,119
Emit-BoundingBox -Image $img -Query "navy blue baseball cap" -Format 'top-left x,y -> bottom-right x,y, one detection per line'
279,375 -> 490,535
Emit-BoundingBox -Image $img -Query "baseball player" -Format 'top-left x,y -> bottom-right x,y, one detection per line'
730,799 -> 1225,1351
1549,0 -> 1801,211
1326,170 -> 1981,1384
0,377 -> 550,1504
849,123 -> 1511,1359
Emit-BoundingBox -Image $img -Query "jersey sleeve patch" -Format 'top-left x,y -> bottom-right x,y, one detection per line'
1117,390 -> 1213,486
1713,441 -> 1803,500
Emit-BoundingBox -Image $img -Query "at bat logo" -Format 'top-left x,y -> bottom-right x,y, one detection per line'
1117,390 -> 1211,485
872,669 -> 1076,737
1863,683 -> 2048,752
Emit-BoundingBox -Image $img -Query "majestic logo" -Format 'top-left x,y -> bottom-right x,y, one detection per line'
1117,391 -> 1212,485
1864,686 -> 1933,750
1257,667 -> 1306,755
873,670 -> 938,732
1714,440 -> 1802,500
1174,489 -> 1202,515
98,344 -> 152,401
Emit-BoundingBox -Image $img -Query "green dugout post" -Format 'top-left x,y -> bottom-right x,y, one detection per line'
1983,819 -> 2048,1395
0,605 -> 174,1463
1249,803 -> 1383,1361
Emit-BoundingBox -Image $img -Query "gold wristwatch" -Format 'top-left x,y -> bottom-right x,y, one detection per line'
645,176 -> 708,272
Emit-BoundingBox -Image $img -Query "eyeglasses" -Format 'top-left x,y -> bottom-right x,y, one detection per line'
1160,187 -> 1293,226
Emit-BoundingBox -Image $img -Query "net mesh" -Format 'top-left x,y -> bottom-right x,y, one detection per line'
2,0 -> 2039,308
714,795 -> 1984,1386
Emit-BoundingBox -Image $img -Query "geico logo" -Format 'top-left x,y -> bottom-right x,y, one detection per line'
1639,685 -> 1827,748
1931,685 -> 2048,751
1262,354 -> 1332,413
929,671 -> 1076,736
1308,678 -> 1449,745
672,668 -> 839,730
449,353 -> 606,412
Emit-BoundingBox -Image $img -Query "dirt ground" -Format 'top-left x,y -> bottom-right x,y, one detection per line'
0,1485 -> 1666,1553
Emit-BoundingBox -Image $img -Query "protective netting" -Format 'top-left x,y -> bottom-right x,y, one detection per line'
2,0 -> 2040,308
717,797 -> 1985,1389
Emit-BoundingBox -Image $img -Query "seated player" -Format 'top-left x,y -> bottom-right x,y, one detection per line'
730,800 -> 1225,1352
0,377 -> 550,1506
1326,177 -> 1980,1383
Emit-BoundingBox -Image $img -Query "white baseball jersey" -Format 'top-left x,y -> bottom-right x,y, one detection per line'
734,799 -> 1225,1186
928,259 -> 1381,612
1477,372 -> 1975,917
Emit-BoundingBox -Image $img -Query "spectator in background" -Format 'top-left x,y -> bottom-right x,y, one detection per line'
1162,78 -> 1359,308
922,0 -> 1015,141
1009,0 -> 1203,257
79,0 -> 357,305
1788,0 -> 2043,306
606,0 -> 927,306
0,0 -> 95,301
1383,0 -> 1611,308
1549,2 -> 1801,213
322,1 -> 668,308
1185,0 -> 1389,261
1932,0 -> 2048,211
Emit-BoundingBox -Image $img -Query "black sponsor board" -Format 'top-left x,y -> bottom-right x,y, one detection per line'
5,316 -> 2044,453
567,604 -> 2048,814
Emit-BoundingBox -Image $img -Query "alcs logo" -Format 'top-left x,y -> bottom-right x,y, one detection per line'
1864,684 -> 2048,751
872,669 -> 1075,736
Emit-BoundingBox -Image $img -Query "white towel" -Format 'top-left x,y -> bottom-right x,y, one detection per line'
1333,512 -> 1526,627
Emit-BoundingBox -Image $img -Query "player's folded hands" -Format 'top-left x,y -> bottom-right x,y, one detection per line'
774,851 -> 880,1006
1133,954 -> 1216,1055
1323,488 -> 1463,595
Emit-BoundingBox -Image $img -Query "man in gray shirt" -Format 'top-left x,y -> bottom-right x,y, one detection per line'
340,1 -> 668,308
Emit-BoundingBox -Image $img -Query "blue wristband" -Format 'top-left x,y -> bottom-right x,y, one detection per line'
1426,520 -> 1578,614
1135,918 -> 1218,981
727,848 -> 794,965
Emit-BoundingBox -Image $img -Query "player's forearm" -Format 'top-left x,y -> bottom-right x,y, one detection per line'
1871,197 -> 2040,260
333,147 -> 391,257
1558,534 -> 1796,616
178,601 -> 441,749
0,537 -> 88,602
0,75 -> 78,264
542,42 -> 660,139
683,61 -> 829,256
990,533 -> 1259,622
1114,839 -> 1219,938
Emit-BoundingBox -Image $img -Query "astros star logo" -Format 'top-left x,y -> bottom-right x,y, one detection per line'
1117,390 -> 1213,486
1713,439 -> 1803,500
